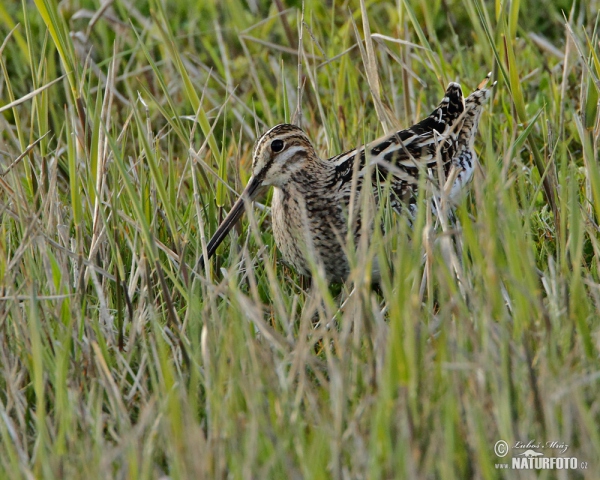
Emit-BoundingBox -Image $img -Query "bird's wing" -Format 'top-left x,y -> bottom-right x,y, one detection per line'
326,82 -> 466,209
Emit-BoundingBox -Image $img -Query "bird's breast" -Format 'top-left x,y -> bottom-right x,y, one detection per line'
271,186 -> 312,276
271,183 -> 352,281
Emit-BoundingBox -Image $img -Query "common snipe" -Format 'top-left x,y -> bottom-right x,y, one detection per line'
199,74 -> 495,282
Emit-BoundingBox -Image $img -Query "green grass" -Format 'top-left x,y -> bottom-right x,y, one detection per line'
1,0 -> 599,478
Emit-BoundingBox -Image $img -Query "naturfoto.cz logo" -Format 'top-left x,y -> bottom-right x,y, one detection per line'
493,439 -> 588,471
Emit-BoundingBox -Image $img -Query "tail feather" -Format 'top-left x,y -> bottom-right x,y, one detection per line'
444,73 -> 495,202
457,72 -> 496,148
409,82 -> 465,137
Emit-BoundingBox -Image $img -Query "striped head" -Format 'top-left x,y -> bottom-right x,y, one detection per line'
252,124 -> 315,187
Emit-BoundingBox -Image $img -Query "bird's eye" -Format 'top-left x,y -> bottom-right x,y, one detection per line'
271,139 -> 284,153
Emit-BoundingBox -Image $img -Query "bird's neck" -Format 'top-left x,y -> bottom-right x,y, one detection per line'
277,155 -> 332,194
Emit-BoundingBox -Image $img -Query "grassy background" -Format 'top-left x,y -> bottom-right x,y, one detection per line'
1,0 -> 599,477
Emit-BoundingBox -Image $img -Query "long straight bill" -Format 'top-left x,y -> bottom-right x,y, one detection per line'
197,176 -> 264,272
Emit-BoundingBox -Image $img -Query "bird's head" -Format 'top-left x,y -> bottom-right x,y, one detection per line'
251,123 -> 314,187
197,124 -> 314,271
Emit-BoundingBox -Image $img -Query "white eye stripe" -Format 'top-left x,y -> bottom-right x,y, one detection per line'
256,145 -> 307,179
274,146 -> 306,163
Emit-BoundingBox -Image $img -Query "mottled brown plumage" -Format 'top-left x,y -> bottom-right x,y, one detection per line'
199,74 -> 495,282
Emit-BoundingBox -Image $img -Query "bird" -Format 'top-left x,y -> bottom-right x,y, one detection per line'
198,74 -> 495,282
